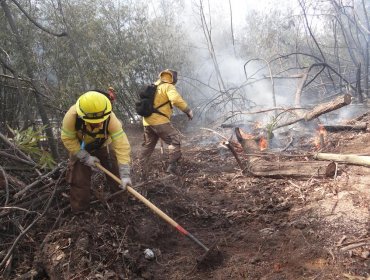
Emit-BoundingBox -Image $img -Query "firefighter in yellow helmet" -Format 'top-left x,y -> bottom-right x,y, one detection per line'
61,91 -> 131,213
139,69 -> 193,177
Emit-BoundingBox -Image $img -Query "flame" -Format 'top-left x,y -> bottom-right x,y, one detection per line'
259,137 -> 268,151
314,124 -> 327,149
239,129 -> 254,140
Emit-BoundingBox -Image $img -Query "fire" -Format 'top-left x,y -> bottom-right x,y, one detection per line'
259,137 -> 268,151
239,129 -> 254,140
314,124 -> 327,149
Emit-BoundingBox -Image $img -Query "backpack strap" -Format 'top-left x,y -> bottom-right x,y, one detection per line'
153,83 -> 172,119
75,116 -> 110,151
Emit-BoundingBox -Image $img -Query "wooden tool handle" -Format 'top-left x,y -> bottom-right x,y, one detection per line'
95,162 -> 209,251
95,163 -> 178,227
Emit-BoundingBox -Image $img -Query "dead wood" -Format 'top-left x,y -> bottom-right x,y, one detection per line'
321,123 -> 367,132
222,141 -> 245,170
0,151 -> 37,166
0,171 -> 62,270
232,128 -> 336,178
275,94 -> 352,130
314,153 -> 370,167
0,171 -> 26,190
0,131 -> 37,166
244,160 -> 336,179
13,164 -> 63,199
234,127 -> 260,154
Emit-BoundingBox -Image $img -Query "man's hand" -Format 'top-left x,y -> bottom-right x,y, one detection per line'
76,150 -> 100,170
119,164 -> 132,190
185,109 -> 193,120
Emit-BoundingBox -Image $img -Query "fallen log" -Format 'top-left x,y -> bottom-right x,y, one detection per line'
234,128 -> 336,178
245,160 -> 336,178
313,153 -> 370,167
275,94 -> 352,129
321,123 -> 367,132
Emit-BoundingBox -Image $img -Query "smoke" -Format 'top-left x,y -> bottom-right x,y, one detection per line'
173,1 -> 298,130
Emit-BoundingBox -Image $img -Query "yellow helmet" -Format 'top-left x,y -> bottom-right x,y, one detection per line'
76,91 -> 112,123
159,69 -> 178,84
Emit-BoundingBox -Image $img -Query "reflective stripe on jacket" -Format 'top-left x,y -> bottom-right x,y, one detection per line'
142,80 -> 189,126
61,105 -> 131,164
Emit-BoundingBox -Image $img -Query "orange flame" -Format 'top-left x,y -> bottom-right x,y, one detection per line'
239,129 -> 254,140
259,137 -> 268,151
314,124 -> 327,149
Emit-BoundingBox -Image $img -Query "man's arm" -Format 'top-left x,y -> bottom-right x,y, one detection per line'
61,105 -> 81,154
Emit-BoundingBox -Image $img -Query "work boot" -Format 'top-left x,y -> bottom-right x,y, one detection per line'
166,162 -> 178,175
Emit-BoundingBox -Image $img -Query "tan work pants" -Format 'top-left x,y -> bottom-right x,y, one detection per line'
140,122 -> 181,165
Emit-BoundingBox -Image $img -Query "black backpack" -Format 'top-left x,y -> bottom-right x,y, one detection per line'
135,84 -> 170,118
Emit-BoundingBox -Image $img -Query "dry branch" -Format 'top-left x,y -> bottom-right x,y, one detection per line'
275,94 -> 352,129
13,164 -> 63,199
0,132 -> 36,165
314,153 -> 370,167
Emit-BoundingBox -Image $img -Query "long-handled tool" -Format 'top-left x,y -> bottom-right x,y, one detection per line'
95,162 -> 222,267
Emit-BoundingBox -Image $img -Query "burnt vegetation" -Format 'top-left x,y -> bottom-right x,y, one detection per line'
1,0 -> 370,279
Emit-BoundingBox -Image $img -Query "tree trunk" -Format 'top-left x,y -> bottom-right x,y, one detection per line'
1,1 -> 59,160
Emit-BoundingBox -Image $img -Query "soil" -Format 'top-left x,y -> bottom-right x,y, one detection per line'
4,114 -> 370,279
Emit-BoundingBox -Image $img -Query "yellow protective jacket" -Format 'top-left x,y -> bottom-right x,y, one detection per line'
142,80 -> 190,126
61,105 -> 131,165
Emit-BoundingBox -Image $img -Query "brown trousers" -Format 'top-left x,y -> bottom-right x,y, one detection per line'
66,146 -> 120,212
140,123 -> 181,165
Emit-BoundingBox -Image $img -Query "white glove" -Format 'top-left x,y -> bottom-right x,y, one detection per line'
185,109 -> 193,120
119,164 -> 132,190
76,150 -> 100,170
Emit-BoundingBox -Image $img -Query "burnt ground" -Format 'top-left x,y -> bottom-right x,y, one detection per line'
3,113 -> 370,279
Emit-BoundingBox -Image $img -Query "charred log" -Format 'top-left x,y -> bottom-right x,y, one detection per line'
245,160 -> 336,179
222,141 -> 245,170
321,123 -> 367,132
235,127 -> 265,153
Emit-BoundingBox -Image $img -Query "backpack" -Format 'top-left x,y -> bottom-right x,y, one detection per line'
90,89 -> 115,102
135,84 -> 171,118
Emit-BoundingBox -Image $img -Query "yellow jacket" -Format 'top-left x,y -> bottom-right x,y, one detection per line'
142,80 -> 190,126
61,105 -> 131,164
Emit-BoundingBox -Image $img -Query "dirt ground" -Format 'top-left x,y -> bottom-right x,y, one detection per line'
4,114 -> 370,279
